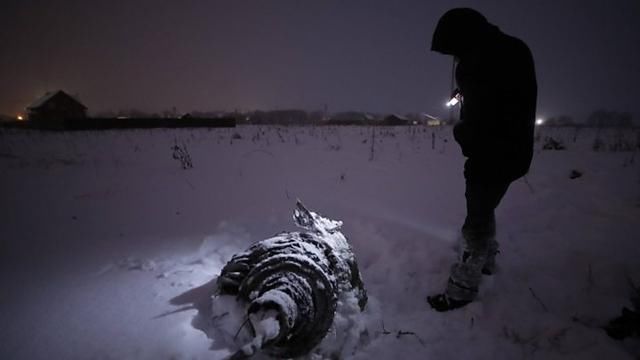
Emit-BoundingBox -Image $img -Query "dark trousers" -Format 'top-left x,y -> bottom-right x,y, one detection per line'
446,171 -> 512,301
462,178 -> 511,241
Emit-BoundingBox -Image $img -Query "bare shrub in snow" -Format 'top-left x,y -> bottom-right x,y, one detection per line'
171,138 -> 193,169
569,170 -> 583,179
609,131 -> 635,152
543,137 -> 566,150
369,127 -> 376,161
592,137 -> 605,152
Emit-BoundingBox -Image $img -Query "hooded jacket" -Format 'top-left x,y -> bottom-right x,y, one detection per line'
432,8 -> 537,182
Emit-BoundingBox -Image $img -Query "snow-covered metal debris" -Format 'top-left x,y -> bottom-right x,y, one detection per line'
217,201 -> 368,358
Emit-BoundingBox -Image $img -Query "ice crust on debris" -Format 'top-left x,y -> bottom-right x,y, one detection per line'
250,289 -> 299,330
240,310 -> 281,356
215,201 -> 368,358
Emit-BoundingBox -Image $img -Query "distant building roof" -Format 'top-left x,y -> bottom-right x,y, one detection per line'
422,113 -> 440,121
387,114 -> 409,121
27,90 -> 87,110
332,112 -> 375,121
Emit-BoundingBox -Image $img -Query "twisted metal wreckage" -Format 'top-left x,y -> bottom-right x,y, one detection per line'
217,201 -> 368,358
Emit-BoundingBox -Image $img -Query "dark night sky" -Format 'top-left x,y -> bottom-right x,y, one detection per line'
1,0 -> 639,121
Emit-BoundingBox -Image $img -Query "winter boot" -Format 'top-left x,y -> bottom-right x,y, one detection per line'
428,252 -> 482,312
428,233 -> 490,311
427,293 -> 470,312
481,238 -> 499,275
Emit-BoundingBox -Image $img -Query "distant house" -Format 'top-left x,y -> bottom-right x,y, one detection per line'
327,112 -> 377,125
248,110 -> 310,125
383,114 -> 410,126
27,90 -> 87,121
422,113 -> 445,126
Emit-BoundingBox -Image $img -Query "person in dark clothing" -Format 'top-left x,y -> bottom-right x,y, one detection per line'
427,8 -> 537,311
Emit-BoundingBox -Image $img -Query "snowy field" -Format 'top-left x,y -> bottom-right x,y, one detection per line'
1,125 -> 639,359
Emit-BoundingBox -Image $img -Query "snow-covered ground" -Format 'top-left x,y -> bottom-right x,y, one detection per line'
1,125 -> 639,359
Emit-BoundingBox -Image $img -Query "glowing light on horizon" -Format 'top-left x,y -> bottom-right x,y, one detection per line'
17,115 -> 24,121
536,118 -> 544,126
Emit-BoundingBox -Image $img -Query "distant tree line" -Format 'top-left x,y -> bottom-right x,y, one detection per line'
243,110 -> 444,126
85,107 -> 456,126
246,110 -> 322,125
586,109 -> 634,128
544,109 -> 635,128
544,115 -> 575,127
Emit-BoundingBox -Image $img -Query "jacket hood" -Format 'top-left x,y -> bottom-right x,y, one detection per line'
431,8 -> 497,56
